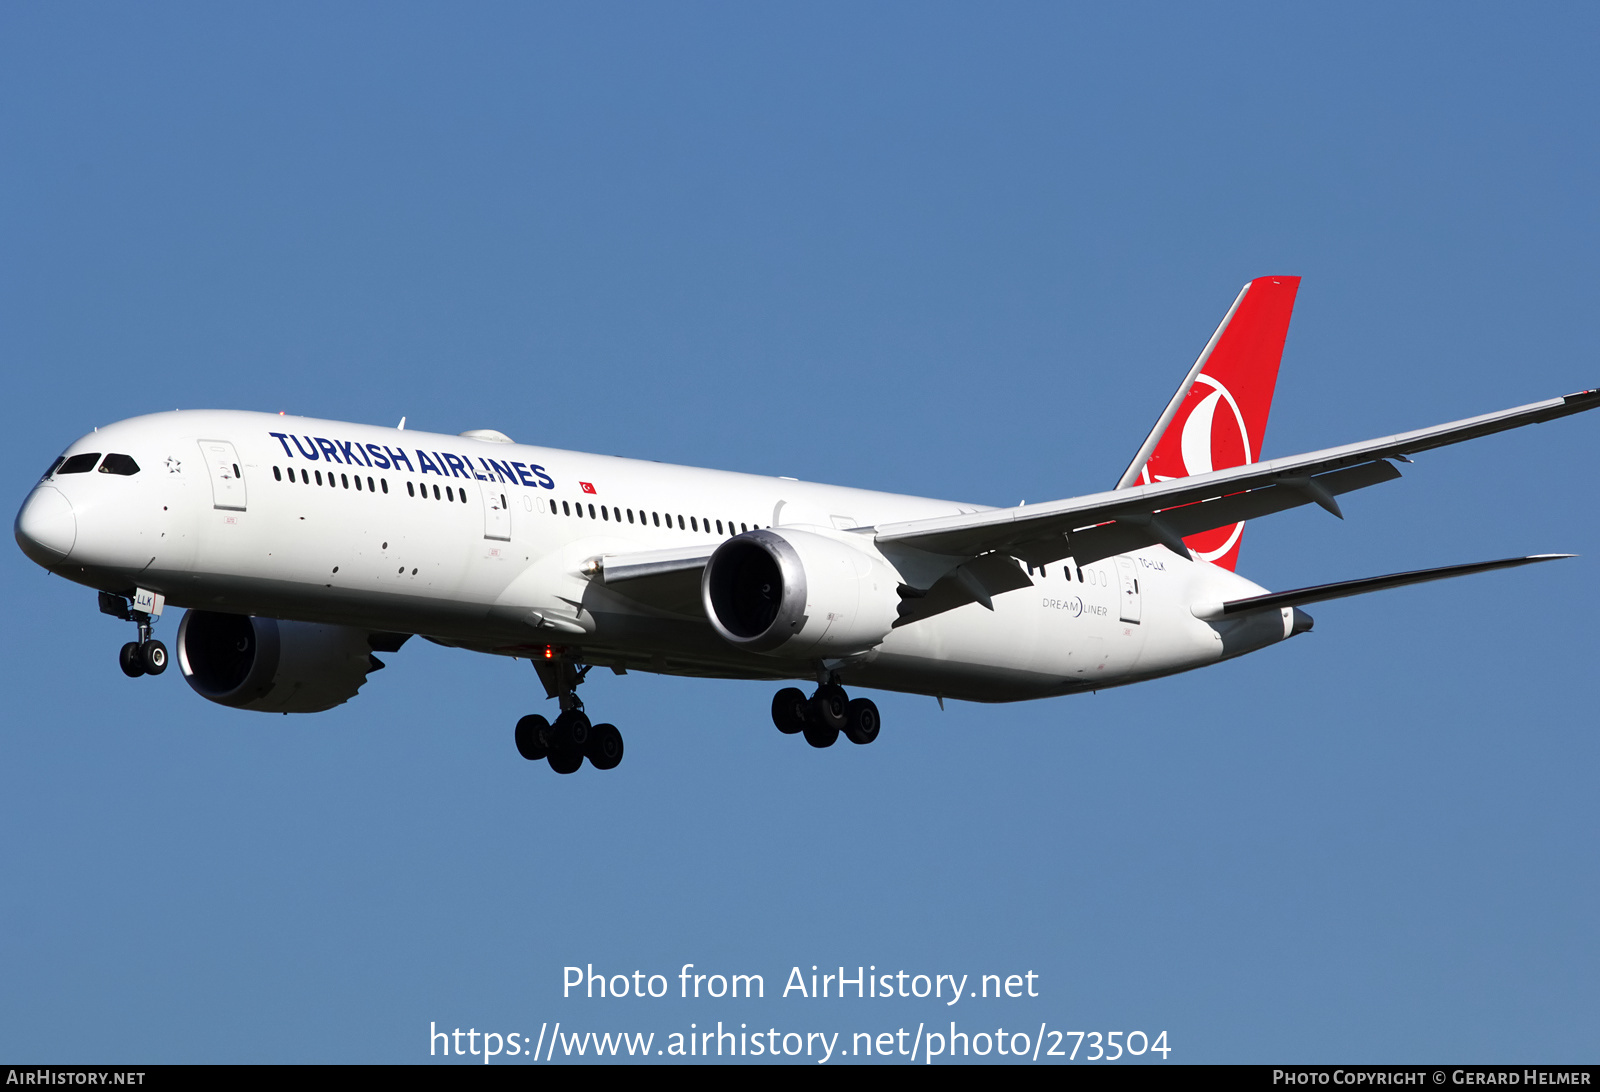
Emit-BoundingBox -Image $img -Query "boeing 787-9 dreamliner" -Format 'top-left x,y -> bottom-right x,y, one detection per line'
15,277 -> 1597,773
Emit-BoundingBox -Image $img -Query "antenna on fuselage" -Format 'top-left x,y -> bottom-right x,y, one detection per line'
397,417 -> 406,430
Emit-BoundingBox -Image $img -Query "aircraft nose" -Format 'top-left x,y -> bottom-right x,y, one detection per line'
15,485 -> 76,566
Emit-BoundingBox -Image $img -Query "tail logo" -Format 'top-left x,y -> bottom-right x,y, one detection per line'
1151,373 -> 1249,563
1176,375 -> 1251,478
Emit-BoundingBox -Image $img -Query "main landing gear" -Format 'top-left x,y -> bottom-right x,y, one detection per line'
770,682 -> 880,749
513,660 -> 625,774
101,592 -> 167,678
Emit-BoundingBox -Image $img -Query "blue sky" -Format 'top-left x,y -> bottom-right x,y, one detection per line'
2,2 -> 1596,1063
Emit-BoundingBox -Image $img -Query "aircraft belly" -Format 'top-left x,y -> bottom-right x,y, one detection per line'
878,566 -> 1146,683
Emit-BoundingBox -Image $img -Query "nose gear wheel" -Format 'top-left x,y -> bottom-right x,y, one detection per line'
106,594 -> 166,679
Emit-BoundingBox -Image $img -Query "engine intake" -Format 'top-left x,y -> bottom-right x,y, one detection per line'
177,610 -> 391,713
702,528 -> 900,659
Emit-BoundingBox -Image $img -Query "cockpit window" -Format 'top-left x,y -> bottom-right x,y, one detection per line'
58,453 -> 102,474
42,456 -> 65,480
99,454 -> 140,476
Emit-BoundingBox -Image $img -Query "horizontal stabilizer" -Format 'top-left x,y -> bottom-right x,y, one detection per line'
1192,554 -> 1574,620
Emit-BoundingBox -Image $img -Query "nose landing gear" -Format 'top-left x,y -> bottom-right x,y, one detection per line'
512,659 -> 626,774
770,681 -> 881,749
102,592 -> 167,677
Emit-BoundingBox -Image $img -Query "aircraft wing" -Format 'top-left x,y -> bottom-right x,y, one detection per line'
595,543 -> 716,584
590,544 -> 716,617
873,387 -> 1600,576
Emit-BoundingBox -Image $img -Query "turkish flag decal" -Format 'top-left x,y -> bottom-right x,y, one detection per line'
579,482 -> 596,494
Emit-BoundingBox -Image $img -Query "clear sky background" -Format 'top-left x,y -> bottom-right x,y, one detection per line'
2,2 -> 1596,1065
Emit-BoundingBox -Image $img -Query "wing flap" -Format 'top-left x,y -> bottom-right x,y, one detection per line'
892,552 -> 1035,627
1040,459 -> 1403,567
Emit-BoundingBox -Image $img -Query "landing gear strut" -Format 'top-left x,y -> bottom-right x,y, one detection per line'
770,678 -> 881,750
513,657 -> 626,774
102,592 -> 167,678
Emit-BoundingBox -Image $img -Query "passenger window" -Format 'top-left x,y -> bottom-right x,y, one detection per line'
549,499 -> 557,515
601,506 -> 609,521
272,466 -> 282,481
381,479 -> 388,494
432,484 -> 441,500
715,520 -> 723,534
461,489 -> 467,504
58,453 -> 101,474
368,477 -> 376,492
627,509 -> 634,524
677,515 -> 685,530
406,482 -> 415,497
741,523 -> 748,533
588,504 -> 596,519
500,493 -> 507,509
652,512 -> 660,527
355,476 -> 362,491
563,501 -> 570,516
300,469 -> 309,484
315,470 -> 324,486
233,464 -> 241,479
342,474 -> 350,489
613,507 -> 621,521
690,517 -> 698,532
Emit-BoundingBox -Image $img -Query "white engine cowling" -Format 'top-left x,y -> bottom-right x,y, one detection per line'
702,528 -> 902,659
176,610 -> 386,713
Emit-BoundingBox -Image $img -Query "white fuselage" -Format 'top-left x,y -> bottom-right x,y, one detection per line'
16,410 -> 1296,703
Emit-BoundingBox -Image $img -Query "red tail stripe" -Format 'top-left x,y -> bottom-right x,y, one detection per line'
1137,276 -> 1300,570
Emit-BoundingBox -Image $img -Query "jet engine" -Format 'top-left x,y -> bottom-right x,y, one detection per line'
702,528 -> 902,659
176,609 -> 395,713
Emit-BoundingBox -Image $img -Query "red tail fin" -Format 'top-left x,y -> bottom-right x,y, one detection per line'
1115,275 -> 1301,570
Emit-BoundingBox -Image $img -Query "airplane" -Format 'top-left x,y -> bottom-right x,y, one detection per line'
14,276 -> 1597,774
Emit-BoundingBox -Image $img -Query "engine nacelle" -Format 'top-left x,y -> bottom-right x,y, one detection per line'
176,610 -> 385,713
702,528 -> 902,659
